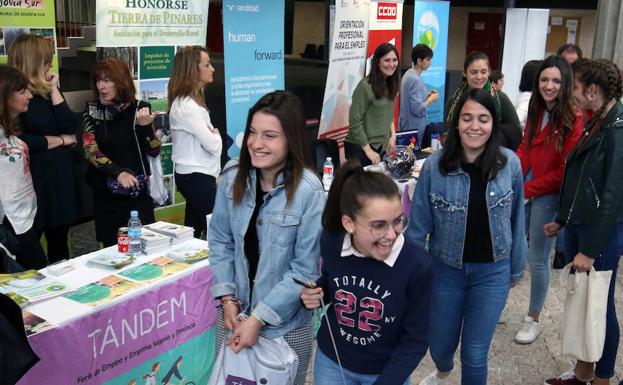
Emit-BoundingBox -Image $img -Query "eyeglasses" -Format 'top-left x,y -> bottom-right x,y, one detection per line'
355,217 -> 409,239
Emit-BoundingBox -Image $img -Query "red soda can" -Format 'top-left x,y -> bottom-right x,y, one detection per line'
117,227 -> 129,253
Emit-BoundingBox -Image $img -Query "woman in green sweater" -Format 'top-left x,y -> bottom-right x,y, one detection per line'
345,43 -> 400,166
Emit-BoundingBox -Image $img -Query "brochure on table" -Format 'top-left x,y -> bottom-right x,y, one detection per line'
24,238 -> 209,327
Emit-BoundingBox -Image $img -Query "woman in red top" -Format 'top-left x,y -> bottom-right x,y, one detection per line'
513,55 -> 582,345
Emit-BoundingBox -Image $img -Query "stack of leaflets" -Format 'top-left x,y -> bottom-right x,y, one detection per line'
0,270 -> 71,304
88,251 -> 135,269
167,244 -> 209,264
144,221 -> 194,244
141,228 -> 172,254
64,275 -> 142,308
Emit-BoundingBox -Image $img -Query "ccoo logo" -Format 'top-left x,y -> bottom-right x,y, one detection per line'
377,2 -> 397,20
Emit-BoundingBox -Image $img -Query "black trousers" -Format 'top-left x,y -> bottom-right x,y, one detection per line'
175,172 -> 217,239
344,142 -> 383,168
3,218 -> 47,270
38,225 -> 70,264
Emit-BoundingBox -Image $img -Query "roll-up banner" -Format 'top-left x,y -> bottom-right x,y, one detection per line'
0,0 -> 58,71
95,0 -> 209,224
222,0 -> 285,157
413,0 -> 449,123
318,0 -> 370,146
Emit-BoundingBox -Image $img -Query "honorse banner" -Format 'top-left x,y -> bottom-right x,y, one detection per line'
96,0 -> 210,224
18,267 -> 218,385
96,0 -> 209,47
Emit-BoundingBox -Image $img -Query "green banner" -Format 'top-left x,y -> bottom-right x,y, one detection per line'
96,0 -> 209,224
0,0 -> 58,70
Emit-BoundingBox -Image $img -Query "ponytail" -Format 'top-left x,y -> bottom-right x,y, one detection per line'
322,160 -> 401,233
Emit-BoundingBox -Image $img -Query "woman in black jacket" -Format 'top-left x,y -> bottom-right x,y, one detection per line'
8,34 -> 79,263
82,59 -> 161,247
544,59 -> 623,385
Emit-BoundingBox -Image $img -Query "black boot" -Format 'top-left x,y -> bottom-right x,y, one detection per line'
553,250 -> 566,269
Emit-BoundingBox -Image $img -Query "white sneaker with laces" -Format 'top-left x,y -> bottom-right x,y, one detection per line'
514,315 -> 541,344
418,371 -> 449,385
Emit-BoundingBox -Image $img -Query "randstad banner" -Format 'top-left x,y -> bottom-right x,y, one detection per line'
96,0 -> 210,223
413,0 -> 449,123
223,0 -> 284,157
318,0 -> 370,145
96,0 -> 209,47
0,0 -> 58,70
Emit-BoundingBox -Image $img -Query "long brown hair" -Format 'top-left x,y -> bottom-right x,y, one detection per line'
7,34 -> 54,97
231,91 -> 312,205
167,46 -> 208,111
90,59 -> 136,102
368,43 -> 400,99
575,59 -> 623,134
526,55 -> 576,153
0,65 -> 29,136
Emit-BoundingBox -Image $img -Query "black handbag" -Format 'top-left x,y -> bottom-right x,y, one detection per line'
105,105 -> 149,198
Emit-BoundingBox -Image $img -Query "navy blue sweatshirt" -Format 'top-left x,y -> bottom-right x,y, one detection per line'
316,230 -> 432,384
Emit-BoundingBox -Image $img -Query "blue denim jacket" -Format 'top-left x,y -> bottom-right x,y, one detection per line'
407,148 -> 527,283
209,160 -> 325,338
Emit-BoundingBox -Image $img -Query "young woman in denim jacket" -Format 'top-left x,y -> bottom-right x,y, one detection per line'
513,56 -> 583,345
408,88 -> 527,385
209,91 -> 325,385
543,60 -> 623,385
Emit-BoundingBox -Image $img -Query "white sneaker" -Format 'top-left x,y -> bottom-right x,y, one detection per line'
419,371 -> 449,385
514,315 -> 541,344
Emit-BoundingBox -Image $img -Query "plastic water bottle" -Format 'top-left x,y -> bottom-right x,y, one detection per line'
322,157 -> 334,191
431,133 -> 442,151
127,210 -> 142,255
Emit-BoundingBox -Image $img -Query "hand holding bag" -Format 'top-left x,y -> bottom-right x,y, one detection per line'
559,263 -> 612,362
207,331 -> 299,385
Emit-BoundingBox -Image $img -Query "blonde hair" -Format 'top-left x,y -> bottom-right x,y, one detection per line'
167,46 -> 208,111
7,34 -> 54,97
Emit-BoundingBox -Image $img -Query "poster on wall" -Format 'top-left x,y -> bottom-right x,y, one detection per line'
366,0 -> 403,74
0,0 -> 58,71
222,0 -> 285,157
413,0 -> 449,123
318,0 -> 370,145
17,268 -> 218,385
95,0 -> 209,224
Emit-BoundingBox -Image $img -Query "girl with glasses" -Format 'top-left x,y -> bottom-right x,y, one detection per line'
409,88 -> 527,385
300,160 -> 432,385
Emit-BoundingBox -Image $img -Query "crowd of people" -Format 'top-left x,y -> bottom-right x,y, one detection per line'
0,32 -> 622,385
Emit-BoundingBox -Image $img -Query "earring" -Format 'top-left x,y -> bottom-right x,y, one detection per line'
588,94 -> 596,101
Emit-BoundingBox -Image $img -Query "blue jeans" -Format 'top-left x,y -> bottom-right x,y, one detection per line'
525,194 -> 558,313
313,348 -> 409,385
429,259 -> 510,385
563,223 -> 623,378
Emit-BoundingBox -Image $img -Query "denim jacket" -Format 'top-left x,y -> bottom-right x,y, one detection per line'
209,160 -> 325,338
407,148 -> 527,283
